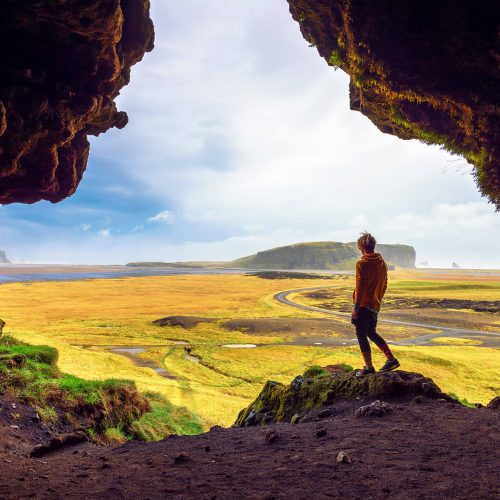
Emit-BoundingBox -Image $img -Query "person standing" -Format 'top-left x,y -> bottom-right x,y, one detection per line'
352,232 -> 400,377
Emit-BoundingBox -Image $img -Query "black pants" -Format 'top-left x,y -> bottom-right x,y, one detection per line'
354,307 -> 388,353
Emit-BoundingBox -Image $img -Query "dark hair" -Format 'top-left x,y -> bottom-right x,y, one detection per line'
357,231 -> 376,253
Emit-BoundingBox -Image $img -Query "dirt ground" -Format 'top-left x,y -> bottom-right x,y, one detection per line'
0,395 -> 498,499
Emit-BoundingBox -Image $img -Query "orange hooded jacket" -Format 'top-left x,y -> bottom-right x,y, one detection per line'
352,253 -> 388,312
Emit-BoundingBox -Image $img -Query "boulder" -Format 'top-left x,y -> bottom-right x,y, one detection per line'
486,396 -> 500,410
235,367 -> 452,426
355,400 -> 393,418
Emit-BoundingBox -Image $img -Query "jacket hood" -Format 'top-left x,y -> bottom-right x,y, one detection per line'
360,252 -> 385,262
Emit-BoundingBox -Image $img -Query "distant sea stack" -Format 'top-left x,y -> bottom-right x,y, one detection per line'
0,251 -> 10,263
231,242 -> 416,270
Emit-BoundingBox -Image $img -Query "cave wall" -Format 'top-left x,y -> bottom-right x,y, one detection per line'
287,0 -> 500,208
0,0 -> 154,204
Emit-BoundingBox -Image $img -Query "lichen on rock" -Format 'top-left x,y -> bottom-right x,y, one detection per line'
0,0 -> 154,204
287,0 -> 500,208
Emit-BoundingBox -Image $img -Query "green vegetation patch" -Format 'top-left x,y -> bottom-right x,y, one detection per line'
130,392 -> 203,440
0,336 -> 203,442
448,392 -> 477,408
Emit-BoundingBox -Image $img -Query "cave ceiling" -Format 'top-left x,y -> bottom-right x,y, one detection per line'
287,0 -> 499,208
0,0 -> 154,204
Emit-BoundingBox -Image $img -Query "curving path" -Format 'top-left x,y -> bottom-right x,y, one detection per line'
274,286 -> 500,347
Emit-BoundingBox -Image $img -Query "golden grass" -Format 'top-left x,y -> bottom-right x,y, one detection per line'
139,341 -> 500,423
430,337 -> 482,346
0,275 -> 338,346
290,275 -> 500,332
1,271 -> 498,427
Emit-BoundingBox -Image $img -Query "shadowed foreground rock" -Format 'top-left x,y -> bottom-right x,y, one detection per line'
287,0 -> 500,207
235,366 -> 453,426
1,365 -> 498,498
0,0 -> 154,204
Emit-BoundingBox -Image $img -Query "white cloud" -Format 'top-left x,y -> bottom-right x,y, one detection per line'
79,223 -> 91,232
148,210 -> 174,223
97,229 -> 111,238
2,1 -> 497,268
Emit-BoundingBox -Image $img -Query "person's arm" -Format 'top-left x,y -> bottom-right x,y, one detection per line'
381,262 -> 388,299
352,260 -> 362,318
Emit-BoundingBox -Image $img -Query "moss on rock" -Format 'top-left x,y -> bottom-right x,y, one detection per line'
287,0 -> 500,207
235,366 -> 451,426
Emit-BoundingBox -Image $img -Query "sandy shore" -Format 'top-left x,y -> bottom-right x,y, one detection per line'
0,264 -> 128,275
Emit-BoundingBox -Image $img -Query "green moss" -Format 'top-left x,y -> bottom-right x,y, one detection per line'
35,405 -> 57,424
236,369 -> 448,426
448,392 -> 476,408
328,50 -> 342,69
303,365 -> 328,378
337,363 -> 354,372
389,104 -> 492,180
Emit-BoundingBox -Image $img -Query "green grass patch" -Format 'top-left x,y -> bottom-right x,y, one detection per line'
0,335 -> 205,442
448,392 -> 477,408
303,365 -> 328,378
130,392 -> 204,441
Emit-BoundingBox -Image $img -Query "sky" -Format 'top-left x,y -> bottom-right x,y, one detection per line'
1,0 -> 499,268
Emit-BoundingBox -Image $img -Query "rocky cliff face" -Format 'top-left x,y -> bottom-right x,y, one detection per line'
376,244 -> 415,268
0,251 -> 9,263
232,241 -> 415,269
287,0 -> 500,208
0,0 -> 154,204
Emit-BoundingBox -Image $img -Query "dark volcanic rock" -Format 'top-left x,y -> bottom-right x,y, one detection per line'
153,316 -> 217,329
0,0 -> 154,204
0,392 -> 498,498
235,368 -> 453,426
287,0 -> 500,207
30,433 -> 87,458
487,396 -> 500,409
355,400 -> 393,418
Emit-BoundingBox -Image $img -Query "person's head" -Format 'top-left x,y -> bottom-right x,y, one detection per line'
357,231 -> 376,254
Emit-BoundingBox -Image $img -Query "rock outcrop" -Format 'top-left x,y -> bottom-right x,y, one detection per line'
232,241 -> 416,270
0,0 -> 154,204
0,250 -> 9,263
235,366 -> 453,426
287,0 -> 500,208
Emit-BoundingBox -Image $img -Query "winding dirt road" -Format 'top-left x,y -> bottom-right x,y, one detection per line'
274,286 -> 500,347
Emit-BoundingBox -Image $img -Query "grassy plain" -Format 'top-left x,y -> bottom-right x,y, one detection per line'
0,270 -> 498,429
292,271 -> 500,333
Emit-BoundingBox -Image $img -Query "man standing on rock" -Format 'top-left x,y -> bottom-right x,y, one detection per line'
352,232 -> 400,377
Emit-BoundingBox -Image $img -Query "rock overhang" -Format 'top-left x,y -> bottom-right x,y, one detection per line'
287,0 -> 500,208
0,0 -> 154,204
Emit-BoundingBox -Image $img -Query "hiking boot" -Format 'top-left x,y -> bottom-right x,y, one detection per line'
355,366 -> 375,378
379,358 -> 400,372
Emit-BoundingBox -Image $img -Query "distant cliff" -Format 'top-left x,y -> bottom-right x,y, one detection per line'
0,250 -> 10,263
231,242 -> 415,270
376,244 -> 415,268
